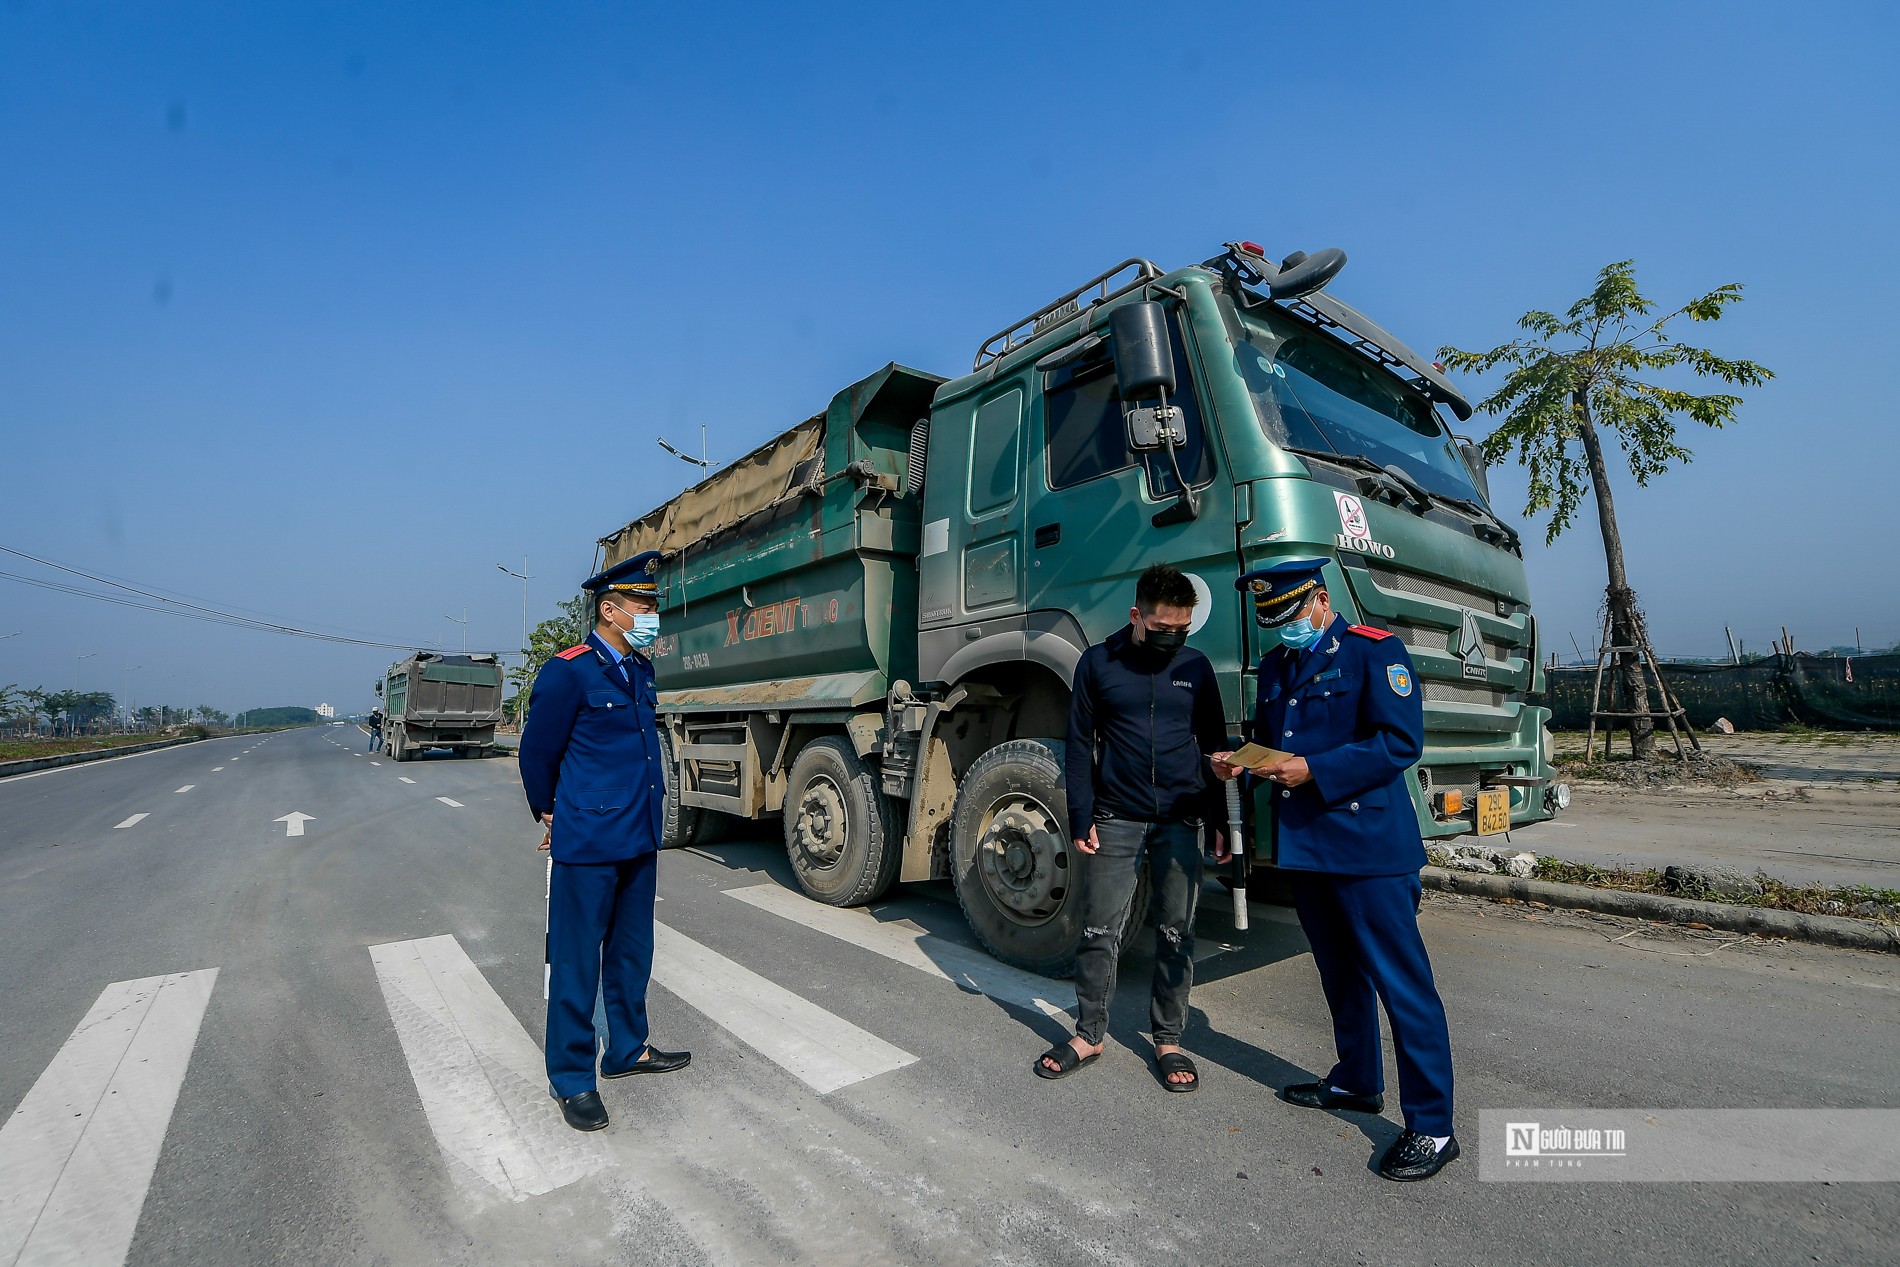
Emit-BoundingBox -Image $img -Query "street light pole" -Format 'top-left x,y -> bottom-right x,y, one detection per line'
76,652 -> 96,736
497,558 -> 534,659
445,608 -> 468,653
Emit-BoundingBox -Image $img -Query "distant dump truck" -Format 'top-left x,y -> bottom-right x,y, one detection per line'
593,241 -> 1564,975
376,652 -> 504,761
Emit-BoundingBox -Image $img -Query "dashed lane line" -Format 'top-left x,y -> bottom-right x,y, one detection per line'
436,797 -> 464,808
399,777 -> 417,785
113,814 -> 148,829
173,785 -> 193,794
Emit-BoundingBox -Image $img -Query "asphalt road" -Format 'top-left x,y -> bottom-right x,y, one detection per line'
2,725 -> 1895,1266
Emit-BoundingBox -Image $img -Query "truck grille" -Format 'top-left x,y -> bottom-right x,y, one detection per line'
1422,680 -> 1512,709
1365,563 -> 1510,616
1387,621 -> 1511,662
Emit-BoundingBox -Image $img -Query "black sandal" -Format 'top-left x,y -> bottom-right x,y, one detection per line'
1155,1051 -> 1199,1093
1033,1042 -> 1100,1080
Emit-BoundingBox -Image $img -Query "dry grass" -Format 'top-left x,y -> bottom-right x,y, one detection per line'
1531,857 -> 1900,923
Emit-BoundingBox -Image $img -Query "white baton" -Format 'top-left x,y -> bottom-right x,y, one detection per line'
1225,780 -> 1249,932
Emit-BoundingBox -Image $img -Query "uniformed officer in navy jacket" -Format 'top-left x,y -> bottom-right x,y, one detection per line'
519,551 -> 690,1132
1211,558 -> 1459,1181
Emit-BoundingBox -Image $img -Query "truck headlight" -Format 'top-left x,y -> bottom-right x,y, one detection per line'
1544,782 -> 1571,812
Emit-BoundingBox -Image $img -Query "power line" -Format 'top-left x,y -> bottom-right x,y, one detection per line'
0,547 -> 435,651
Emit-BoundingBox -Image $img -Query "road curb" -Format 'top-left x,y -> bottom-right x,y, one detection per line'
1420,866 -> 1900,956
0,735 -> 206,779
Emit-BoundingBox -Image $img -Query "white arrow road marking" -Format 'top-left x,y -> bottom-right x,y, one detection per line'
399,777 -> 417,785
0,969 -> 218,1267
113,814 -> 147,829
275,812 -> 314,837
725,883 -> 1076,1019
173,785 -> 193,794
369,936 -> 608,1206
650,923 -> 917,1095
436,797 -> 464,808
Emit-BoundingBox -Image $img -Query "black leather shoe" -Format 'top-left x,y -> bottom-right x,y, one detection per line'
1278,1080 -> 1385,1114
1378,1130 -> 1460,1181
553,1089 -> 609,1132
602,1046 -> 692,1078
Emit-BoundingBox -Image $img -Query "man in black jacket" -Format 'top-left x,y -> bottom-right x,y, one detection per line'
1034,564 -> 1230,1091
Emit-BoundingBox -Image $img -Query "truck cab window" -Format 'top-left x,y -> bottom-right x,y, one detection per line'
1042,312 -> 1212,496
968,389 -> 1023,516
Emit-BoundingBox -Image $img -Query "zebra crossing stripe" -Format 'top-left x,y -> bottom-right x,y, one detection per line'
0,969 -> 219,1267
650,923 -> 918,1095
368,935 -> 608,1206
724,883 -> 1076,1018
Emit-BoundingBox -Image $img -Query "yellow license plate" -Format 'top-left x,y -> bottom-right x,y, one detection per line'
1475,787 -> 1510,835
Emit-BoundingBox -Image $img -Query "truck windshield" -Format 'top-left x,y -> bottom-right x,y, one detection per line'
1234,309 -> 1483,503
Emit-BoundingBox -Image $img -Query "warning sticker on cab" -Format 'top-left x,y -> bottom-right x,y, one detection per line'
1334,491 -> 1370,541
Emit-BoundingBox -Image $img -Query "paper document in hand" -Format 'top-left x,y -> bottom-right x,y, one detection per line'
1230,742 -> 1294,769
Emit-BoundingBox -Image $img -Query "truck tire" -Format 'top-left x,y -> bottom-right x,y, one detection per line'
659,729 -> 700,850
949,739 -> 1147,979
783,736 -> 899,907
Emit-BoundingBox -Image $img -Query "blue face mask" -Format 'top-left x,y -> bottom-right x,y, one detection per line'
611,606 -> 661,650
626,612 -> 660,650
1278,616 -> 1326,651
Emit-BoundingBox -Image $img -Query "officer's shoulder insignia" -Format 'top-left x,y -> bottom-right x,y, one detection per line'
1348,624 -> 1393,640
1387,663 -> 1414,696
555,645 -> 591,661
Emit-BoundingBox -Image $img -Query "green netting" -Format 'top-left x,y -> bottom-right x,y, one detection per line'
1538,654 -> 1900,731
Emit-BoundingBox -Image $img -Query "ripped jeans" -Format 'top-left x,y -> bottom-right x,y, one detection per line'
1073,815 -> 1203,1047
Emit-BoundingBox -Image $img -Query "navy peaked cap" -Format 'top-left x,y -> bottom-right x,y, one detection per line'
1236,557 -> 1330,627
583,551 -> 662,594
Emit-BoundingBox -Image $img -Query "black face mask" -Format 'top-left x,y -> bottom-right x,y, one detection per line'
1139,628 -> 1189,661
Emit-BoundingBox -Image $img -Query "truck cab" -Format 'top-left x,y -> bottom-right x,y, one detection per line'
603,241 -> 1558,976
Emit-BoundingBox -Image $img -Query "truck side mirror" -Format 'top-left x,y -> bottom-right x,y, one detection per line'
1458,439 -> 1492,503
1109,302 -> 1175,401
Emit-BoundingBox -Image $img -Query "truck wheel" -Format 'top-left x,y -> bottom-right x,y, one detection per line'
948,739 -> 1149,979
783,736 -> 899,906
659,729 -> 700,850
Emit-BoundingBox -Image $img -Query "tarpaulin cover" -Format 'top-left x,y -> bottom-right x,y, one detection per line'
598,416 -> 825,565
1538,654 -> 1900,731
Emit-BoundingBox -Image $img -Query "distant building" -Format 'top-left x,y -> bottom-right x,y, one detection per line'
315,702 -> 336,718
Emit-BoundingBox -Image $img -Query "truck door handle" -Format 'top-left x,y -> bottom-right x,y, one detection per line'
1034,523 -> 1061,548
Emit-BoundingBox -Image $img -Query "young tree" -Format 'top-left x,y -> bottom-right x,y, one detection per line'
21,687 -> 48,734
1441,261 -> 1772,758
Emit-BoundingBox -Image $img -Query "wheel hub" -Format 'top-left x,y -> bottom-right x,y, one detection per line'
975,796 -> 1069,923
793,775 -> 847,868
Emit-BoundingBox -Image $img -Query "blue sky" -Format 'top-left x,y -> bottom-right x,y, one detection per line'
3,1 -> 1896,713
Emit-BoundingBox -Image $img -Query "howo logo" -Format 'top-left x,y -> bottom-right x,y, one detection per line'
1457,609 -> 1488,681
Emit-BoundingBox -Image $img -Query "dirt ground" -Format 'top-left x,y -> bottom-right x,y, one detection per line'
1514,732 -> 1900,891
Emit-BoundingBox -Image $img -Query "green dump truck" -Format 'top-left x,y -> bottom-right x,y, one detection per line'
597,241 -> 1564,975
375,652 -> 505,761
